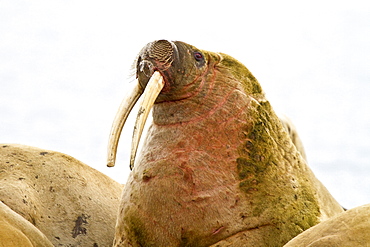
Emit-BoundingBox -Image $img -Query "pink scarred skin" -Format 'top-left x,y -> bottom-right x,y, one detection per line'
113,40 -> 344,247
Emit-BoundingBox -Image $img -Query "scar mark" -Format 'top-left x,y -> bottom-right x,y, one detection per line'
72,214 -> 89,238
212,226 -> 225,235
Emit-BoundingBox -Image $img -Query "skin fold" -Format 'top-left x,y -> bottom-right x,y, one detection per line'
0,201 -> 53,247
112,40 -> 344,246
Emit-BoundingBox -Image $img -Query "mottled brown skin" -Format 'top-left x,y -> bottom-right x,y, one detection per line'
114,40 -> 344,246
0,144 -> 123,247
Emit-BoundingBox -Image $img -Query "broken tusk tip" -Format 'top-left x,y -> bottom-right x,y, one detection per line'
107,161 -> 115,167
129,159 -> 135,170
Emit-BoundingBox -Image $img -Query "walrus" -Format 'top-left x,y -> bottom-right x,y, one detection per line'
284,204 -> 370,246
107,40 -> 344,246
0,144 -> 123,246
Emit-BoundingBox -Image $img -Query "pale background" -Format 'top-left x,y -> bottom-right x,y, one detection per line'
1,0 -> 369,209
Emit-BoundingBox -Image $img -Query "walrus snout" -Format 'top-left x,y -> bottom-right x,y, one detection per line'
147,39 -> 174,63
136,40 -> 177,90
137,40 -> 175,65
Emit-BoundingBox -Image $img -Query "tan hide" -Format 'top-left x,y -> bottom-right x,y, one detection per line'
0,201 -> 53,247
0,144 -> 123,246
284,204 -> 370,247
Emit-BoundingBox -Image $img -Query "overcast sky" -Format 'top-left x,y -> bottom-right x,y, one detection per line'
1,0 -> 370,209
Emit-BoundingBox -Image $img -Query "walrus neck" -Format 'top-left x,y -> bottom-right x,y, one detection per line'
152,68 -> 250,126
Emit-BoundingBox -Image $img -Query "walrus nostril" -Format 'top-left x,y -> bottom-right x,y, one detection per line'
148,40 -> 174,63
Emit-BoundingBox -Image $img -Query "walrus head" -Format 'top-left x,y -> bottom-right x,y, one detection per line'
107,40 -> 262,169
136,39 -> 208,102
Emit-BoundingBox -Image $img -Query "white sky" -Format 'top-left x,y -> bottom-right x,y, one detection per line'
1,0 -> 370,209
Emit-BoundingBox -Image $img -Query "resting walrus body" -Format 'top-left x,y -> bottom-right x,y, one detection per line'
0,144 -> 123,246
109,40 -> 344,246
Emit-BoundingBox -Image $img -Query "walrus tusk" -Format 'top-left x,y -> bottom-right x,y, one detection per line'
107,80 -> 143,167
107,71 -> 164,169
130,71 -> 164,169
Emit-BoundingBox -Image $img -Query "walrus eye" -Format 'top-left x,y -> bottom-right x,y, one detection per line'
193,52 -> 204,62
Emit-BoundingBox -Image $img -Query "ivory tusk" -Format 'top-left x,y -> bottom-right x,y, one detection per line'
130,71 -> 164,170
107,81 -> 143,167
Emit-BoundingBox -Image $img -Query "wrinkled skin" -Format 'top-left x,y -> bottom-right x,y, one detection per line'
113,40 -> 344,246
279,114 -> 307,161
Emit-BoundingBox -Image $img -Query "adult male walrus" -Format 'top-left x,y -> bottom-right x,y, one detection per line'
107,40 -> 344,246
